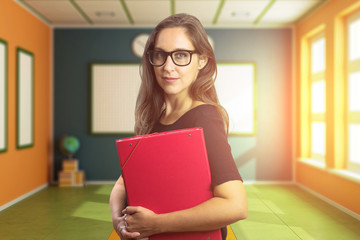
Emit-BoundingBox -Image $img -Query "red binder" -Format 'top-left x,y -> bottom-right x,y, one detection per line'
116,127 -> 222,240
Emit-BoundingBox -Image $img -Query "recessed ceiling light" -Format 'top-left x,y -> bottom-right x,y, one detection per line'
95,11 -> 116,17
231,11 -> 250,18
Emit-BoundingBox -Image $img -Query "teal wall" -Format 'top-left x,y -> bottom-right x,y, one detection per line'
54,28 -> 292,182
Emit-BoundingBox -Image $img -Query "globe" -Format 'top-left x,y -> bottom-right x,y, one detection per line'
59,135 -> 80,157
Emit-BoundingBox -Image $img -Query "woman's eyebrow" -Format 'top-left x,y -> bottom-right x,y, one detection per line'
153,47 -> 165,51
153,47 -> 192,51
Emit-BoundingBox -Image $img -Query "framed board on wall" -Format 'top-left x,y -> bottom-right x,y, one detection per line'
90,62 -> 256,136
0,39 -> 7,153
90,63 -> 141,135
216,63 -> 256,135
16,48 -> 34,149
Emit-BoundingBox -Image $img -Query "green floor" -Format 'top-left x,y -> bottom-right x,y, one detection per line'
0,184 -> 359,240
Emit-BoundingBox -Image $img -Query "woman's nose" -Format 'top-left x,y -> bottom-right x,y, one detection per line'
163,55 -> 176,71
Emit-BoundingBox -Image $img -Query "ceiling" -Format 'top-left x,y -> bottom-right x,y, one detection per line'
14,0 -> 328,28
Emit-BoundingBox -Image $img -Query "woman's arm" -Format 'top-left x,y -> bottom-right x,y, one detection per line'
122,180 -> 248,239
110,176 -> 141,239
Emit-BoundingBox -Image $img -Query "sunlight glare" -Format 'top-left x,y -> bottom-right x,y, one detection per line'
349,72 -> 360,111
349,19 -> 360,61
349,124 -> 360,164
312,122 -> 326,155
311,38 -> 325,73
312,81 -> 325,113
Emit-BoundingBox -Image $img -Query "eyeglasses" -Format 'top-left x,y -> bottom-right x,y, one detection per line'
147,50 -> 198,67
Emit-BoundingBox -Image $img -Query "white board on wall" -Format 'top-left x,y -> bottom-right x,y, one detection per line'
0,40 -> 6,152
17,48 -> 34,148
216,63 -> 256,135
90,64 -> 141,134
90,62 -> 256,136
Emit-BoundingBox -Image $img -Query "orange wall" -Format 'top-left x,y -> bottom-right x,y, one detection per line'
0,0 -> 52,207
296,162 -> 360,214
295,0 -> 360,215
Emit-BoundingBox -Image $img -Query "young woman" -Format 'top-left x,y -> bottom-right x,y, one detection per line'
110,13 -> 248,240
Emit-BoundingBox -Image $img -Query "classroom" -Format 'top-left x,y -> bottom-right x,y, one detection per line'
1,0 -> 360,239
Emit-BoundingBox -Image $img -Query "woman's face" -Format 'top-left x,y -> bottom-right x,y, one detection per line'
152,27 -> 206,100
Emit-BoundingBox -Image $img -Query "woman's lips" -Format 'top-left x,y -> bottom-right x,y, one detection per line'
163,77 -> 178,83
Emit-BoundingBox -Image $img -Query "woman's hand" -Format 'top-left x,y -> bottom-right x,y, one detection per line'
121,206 -> 161,239
113,214 -> 142,240
110,176 -> 147,239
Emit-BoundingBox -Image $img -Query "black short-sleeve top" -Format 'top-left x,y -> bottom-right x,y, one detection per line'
152,104 -> 242,188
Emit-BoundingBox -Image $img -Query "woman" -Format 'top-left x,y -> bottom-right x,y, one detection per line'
110,13 -> 248,240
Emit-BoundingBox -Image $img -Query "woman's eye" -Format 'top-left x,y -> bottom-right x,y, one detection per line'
174,52 -> 187,58
155,52 -> 165,59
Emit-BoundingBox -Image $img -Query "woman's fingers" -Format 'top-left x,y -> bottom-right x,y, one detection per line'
121,228 -> 141,238
122,206 -> 141,215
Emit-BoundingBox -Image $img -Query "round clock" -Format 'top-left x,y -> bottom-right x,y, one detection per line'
131,33 -> 150,58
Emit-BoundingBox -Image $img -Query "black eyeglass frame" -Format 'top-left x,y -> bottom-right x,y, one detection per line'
147,49 -> 198,67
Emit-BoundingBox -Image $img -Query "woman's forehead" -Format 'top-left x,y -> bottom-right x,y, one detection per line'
154,27 -> 194,50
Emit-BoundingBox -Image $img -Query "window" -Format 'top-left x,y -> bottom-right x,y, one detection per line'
346,11 -> 360,173
310,34 -> 326,161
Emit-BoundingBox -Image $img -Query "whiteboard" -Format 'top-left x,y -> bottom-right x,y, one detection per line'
0,40 -> 6,152
17,48 -> 34,148
216,63 -> 256,135
90,64 -> 141,134
90,63 -> 256,135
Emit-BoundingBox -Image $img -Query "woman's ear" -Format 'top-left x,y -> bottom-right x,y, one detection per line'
198,55 -> 208,70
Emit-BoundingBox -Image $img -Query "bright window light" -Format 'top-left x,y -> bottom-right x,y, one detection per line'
349,18 -> 360,61
311,38 -> 325,73
349,71 -> 360,111
349,124 -> 360,164
312,80 -> 325,113
312,122 -> 325,155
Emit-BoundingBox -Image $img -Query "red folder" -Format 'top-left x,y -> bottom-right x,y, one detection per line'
116,127 -> 222,240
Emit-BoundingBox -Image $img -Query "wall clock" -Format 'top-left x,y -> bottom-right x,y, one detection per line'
131,33 -> 149,58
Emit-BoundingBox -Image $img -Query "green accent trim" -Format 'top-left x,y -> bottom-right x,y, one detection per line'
16,48 -> 35,149
0,39 -> 7,153
17,0 -> 52,25
119,0 -> 134,24
170,0 -> 175,15
69,0 -> 93,24
253,0 -> 276,25
212,0 -> 226,25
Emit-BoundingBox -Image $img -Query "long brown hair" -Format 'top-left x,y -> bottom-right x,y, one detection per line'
134,13 -> 229,135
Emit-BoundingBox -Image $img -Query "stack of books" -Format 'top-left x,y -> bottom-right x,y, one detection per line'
58,159 -> 85,187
